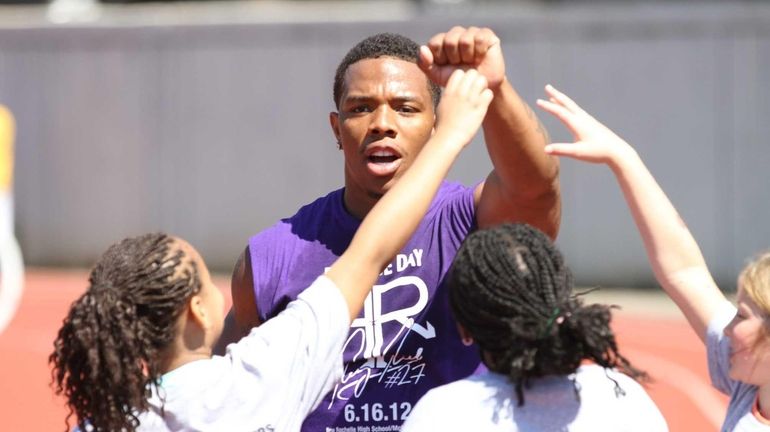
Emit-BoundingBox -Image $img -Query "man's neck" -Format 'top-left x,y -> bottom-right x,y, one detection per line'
342,187 -> 380,221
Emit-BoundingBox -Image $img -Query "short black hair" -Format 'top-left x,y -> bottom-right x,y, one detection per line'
333,32 -> 441,109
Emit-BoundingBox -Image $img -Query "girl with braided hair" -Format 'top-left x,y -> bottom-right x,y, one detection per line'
50,68 -> 494,432
538,85 -> 770,431
402,221 -> 666,431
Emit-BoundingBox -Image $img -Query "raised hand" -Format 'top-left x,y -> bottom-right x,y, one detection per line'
434,69 -> 494,147
539,84 -> 725,343
537,84 -> 635,166
419,26 -> 505,90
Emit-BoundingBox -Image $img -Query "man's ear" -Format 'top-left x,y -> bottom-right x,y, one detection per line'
329,112 -> 342,150
429,108 -> 436,136
188,295 -> 210,329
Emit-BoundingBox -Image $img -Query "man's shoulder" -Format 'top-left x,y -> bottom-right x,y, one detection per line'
424,180 -> 478,227
286,187 -> 346,221
432,180 -> 476,206
249,188 -> 346,243
438,179 -> 474,194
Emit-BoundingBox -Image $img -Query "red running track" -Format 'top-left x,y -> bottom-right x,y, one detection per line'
0,270 -> 727,431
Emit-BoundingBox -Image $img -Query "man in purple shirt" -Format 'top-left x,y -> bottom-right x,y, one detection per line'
215,27 -> 561,430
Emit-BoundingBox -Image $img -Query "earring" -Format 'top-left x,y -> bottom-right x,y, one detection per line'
336,140 -> 342,150
461,337 -> 474,347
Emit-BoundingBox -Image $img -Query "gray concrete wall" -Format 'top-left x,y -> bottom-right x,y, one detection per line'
1,1 -> 768,289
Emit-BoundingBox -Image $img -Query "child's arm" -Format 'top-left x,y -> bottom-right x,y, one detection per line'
327,69 -> 493,321
536,84 -> 726,343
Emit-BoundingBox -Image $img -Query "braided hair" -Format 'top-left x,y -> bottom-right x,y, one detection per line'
50,233 -> 202,432
448,223 -> 645,406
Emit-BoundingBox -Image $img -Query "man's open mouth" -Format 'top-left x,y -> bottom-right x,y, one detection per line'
366,148 -> 402,175
369,150 -> 400,164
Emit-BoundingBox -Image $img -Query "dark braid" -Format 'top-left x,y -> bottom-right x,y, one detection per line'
333,32 -> 441,109
448,223 -> 645,406
49,233 -> 202,432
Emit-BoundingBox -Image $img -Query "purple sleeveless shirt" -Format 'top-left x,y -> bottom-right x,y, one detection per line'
248,181 -> 482,431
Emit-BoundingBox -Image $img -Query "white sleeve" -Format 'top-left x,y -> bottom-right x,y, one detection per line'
226,275 -> 349,415
706,300 -> 738,395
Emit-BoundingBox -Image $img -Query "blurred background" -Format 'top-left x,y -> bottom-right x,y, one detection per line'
0,0 -> 769,289
1,1 -> 765,430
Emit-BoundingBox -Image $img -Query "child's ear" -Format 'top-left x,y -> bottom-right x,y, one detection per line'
456,323 -> 474,346
188,295 -> 210,329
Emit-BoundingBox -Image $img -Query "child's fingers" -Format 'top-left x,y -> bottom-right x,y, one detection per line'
536,98 -> 570,119
544,84 -> 584,114
445,69 -> 465,91
544,143 -> 584,158
469,72 -> 488,97
479,88 -> 494,108
537,99 -> 581,137
457,68 -> 479,95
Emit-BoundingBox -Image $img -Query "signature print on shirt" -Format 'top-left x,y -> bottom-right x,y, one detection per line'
328,249 -> 434,405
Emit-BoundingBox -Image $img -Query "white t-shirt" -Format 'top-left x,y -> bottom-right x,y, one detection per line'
136,275 -> 349,432
707,300 -> 770,431
401,364 -> 667,432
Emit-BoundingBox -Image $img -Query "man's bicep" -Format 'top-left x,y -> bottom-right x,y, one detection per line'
213,309 -> 239,355
214,248 -> 261,355
474,172 -> 561,239
229,247 -> 262,335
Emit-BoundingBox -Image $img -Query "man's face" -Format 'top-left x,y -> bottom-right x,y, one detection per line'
331,57 -> 435,215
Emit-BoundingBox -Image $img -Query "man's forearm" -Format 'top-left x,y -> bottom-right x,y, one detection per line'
483,78 -> 556,193
476,78 -> 561,236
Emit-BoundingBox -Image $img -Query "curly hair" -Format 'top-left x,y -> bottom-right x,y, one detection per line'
332,32 -> 441,109
50,233 -> 202,432
448,223 -> 645,406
